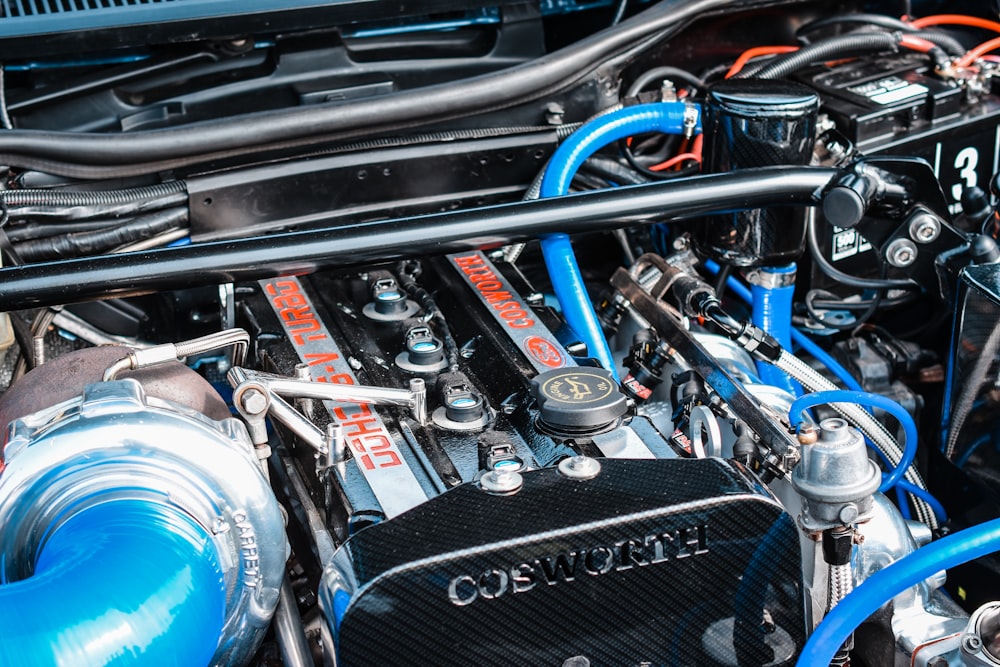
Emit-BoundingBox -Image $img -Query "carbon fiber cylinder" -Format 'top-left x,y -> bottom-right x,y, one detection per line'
697,78 -> 820,267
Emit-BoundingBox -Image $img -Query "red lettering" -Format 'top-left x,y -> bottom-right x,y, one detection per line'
274,293 -> 307,309
341,415 -> 385,437
265,279 -> 301,297
482,291 -> 513,303
333,403 -> 372,421
304,352 -> 340,366
316,373 -> 354,384
374,450 -> 402,468
454,255 -> 483,267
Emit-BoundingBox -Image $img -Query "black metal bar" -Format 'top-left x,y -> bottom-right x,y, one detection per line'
0,166 -> 837,310
610,267 -> 799,456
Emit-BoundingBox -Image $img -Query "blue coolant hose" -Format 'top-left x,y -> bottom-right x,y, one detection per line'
703,258 -> 863,392
0,499 -> 226,667
799,516 -> 1000,666
539,102 -> 700,377
750,264 -> 799,396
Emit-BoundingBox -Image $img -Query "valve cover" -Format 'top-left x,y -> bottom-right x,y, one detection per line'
322,457 -> 804,667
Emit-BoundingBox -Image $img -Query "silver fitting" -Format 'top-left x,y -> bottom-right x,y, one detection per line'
745,265 -> 797,289
962,602 -> 1000,666
558,455 -> 602,480
480,467 -> 524,495
885,238 -> 919,268
682,101 -> 699,140
791,417 -> 881,531
908,212 -> 942,244
103,328 -> 250,381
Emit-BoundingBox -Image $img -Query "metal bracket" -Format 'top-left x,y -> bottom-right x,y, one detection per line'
610,267 -> 799,457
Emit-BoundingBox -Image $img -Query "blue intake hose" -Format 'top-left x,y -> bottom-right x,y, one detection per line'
0,499 -> 226,667
750,264 -> 799,396
703,259 -> 863,392
539,102 -> 700,377
789,389 -> 918,493
790,329 -> 864,392
798,516 -> 1000,666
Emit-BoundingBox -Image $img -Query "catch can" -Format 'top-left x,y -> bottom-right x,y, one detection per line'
697,78 -> 820,267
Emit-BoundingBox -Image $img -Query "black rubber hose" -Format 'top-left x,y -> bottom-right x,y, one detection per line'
618,138 -> 700,180
805,288 -> 883,330
798,13 -> 915,35
625,66 -> 706,96
909,31 -> 966,57
0,0 -> 788,177
13,207 -> 187,261
0,181 -> 185,207
0,166 -> 839,310
581,156 -> 651,185
6,219 -> 120,242
741,32 -> 902,79
797,15 -> 966,55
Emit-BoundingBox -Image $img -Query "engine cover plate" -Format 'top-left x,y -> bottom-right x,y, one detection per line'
322,457 -> 804,666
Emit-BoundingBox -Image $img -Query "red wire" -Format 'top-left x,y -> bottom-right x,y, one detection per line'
723,37 -> 934,80
909,14 -> 1000,34
648,134 -> 703,172
724,46 -> 798,78
898,34 -> 937,53
958,36 -> 1000,67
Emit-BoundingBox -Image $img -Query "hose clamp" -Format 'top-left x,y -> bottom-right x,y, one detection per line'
745,265 -> 797,289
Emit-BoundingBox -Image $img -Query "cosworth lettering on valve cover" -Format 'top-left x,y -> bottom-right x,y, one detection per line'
2,1 -> 1000,666
447,523 -> 710,606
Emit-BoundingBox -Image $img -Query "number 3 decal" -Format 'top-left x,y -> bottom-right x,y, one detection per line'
952,146 -> 979,201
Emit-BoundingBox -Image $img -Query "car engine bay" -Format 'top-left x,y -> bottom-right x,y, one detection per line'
1,0 -> 1000,664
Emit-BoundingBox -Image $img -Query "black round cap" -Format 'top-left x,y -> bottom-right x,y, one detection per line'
530,367 -> 628,432
823,185 -> 866,229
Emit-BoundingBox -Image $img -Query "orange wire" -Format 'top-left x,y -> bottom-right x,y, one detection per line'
899,34 -> 937,53
725,45 -> 798,78
649,134 -> 703,172
958,36 -> 1000,67
909,14 -> 1000,34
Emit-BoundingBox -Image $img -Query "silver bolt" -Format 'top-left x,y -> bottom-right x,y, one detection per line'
240,388 -> 269,415
885,238 -> 918,268
545,102 -> 565,126
480,468 -> 523,495
797,424 -> 819,445
409,377 -> 427,425
328,424 -> 346,463
908,213 -> 941,244
294,363 -> 310,380
838,503 -> 859,524
963,633 -> 983,653
558,455 -> 601,480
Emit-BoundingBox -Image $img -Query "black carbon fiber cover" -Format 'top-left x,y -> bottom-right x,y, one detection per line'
323,458 -> 804,666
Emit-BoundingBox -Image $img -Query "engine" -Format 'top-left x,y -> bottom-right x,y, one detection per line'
1,0 -> 1000,665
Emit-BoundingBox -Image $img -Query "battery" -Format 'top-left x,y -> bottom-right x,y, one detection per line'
799,55 -> 1000,284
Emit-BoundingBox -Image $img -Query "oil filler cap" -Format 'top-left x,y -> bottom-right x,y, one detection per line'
530,367 -> 627,433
